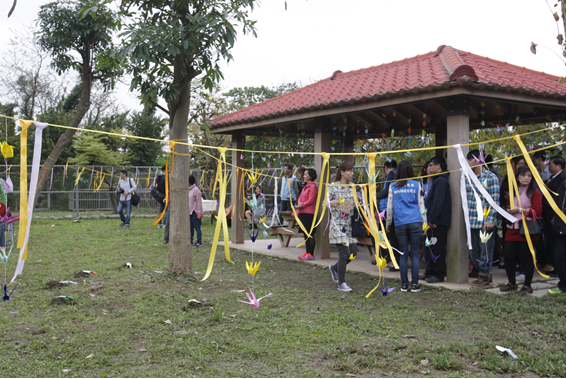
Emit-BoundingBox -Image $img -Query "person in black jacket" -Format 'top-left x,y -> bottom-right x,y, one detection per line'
376,159 -> 400,270
544,155 -> 566,293
422,156 -> 451,283
156,166 -> 167,228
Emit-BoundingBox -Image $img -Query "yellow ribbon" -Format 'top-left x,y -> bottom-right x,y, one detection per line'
513,135 -> 565,224
146,168 -> 151,188
152,153 -> 171,226
17,120 -> 32,254
203,147 -> 233,281
74,167 -> 85,187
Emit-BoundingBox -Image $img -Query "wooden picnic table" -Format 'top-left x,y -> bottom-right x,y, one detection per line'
271,213 -> 376,260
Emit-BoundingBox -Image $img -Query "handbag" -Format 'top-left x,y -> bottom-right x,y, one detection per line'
129,178 -> 141,207
519,209 -> 541,237
150,186 -> 165,203
351,209 -> 369,237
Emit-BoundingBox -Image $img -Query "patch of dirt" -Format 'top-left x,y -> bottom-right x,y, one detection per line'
74,271 -> 91,278
44,281 -> 67,289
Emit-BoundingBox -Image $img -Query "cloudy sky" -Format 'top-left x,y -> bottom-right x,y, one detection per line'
1,0 -> 564,111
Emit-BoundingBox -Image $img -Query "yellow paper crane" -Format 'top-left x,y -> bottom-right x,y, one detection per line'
375,256 -> 388,269
246,261 -> 261,276
479,230 -> 493,244
483,206 -> 491,220
422,222 -> 430,232
1,141 -> 14,159
348,254 -> 356,261
247,170 -> 259,185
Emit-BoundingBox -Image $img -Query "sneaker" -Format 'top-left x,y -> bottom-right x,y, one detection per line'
337,282 -> 353,292
125,224 -> 130,228
388,267 -> 400,272
469,269 -> 479,278
499,283 -> 518,292
518,285 -> 534,295
193,242 -> 203,247
298,252 -> 309,260
329,265 -> 339,284
303,254 -> 315,261
411,283 -> 421,293
401,284 -> 409,292
425,276 -> 443,283
119,222 -> 125,227
515,274 -> 525,281
548,287 -> 566,295
419,274 -> 431,281
163,241 -> 168,245
542,265 -> 555,272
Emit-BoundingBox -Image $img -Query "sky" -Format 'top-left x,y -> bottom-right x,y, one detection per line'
1,0 -> 565,113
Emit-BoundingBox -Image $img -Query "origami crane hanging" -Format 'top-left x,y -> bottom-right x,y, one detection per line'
422,223 -> 430,232
430,251 -> 440,262
348,254 -> 356,261
1,141 -> 14,159
476,257 -> 499,268
2,283 -> 17,301
238,288 -> 273,308
483,206 -> 491,220
245,194 -> 259,210
246,226 -> 260,243
479,230 -> 493,243
246,261 -> 261,276
365,168 -> 379,184
376,256 -> 387,269
378,282 -> 396,296
267,244 -> 272,250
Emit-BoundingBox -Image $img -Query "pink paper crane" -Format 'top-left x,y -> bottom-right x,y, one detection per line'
238,288 -> 273,308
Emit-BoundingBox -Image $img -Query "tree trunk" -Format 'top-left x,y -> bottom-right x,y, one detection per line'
32,60 -> 93,209
167,79 -> 192,275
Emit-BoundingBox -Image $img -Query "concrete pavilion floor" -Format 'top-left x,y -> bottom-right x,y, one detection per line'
219,238 -> 558,297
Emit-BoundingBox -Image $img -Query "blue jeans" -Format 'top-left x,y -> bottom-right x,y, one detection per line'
158,202 -> 166,225
190,211 -> 202,244
395,222 -> 422,285
117,200 -> 131,225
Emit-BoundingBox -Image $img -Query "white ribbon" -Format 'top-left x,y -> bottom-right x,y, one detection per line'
460,169 -> 473,249
11,121 -> 48,283
454,144 -> 516,224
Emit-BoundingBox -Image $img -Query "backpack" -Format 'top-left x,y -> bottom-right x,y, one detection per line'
129,178 -> 141,206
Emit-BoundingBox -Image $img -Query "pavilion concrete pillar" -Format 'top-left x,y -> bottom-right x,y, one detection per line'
231,133 -> 245,244
314,122 -> 331,259
446,96 -> 470,284
342,136 -> 354,163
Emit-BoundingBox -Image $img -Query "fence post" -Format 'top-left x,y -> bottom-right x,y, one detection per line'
75,165 -> 79,217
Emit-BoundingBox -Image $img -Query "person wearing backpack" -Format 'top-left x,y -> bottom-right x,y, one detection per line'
116,169 -> 137,228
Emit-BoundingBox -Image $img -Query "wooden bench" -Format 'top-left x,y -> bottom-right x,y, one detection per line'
270,213 -> 304,247
357,236 -> 376,260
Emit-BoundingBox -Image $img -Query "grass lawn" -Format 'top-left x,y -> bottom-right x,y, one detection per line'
0,215 -> 565,377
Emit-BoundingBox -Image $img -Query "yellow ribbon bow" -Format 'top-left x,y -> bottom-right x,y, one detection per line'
1,141 -> 14,159
246,261 -> 261,276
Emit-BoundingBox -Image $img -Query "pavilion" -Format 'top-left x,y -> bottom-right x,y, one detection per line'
209,45 -> 566,284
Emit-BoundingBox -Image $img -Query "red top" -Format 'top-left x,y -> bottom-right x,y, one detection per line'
505,189 -> 542,242
297,182 -> 318,215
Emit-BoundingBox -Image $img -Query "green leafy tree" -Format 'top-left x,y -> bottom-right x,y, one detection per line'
125,108 -> 167,166
32,0 -> 122,208
120,0 -> 258,274
69,133 -> 129,166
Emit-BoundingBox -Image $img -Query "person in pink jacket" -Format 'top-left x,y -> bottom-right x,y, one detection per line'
188,175 -> 204,247
295,168 -> 318,261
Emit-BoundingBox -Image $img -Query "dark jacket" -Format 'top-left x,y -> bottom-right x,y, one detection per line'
156,173 -> 166,194
544,170 -> 566,232
425,172 -> 451,227
377,170 -> 396,212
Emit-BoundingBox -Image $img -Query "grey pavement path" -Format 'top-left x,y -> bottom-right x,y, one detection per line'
220,238 -> 559,294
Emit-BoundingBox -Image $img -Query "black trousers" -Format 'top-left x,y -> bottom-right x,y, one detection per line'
298,212 -> 316,256
503,240 -> 535,287
424,225 -> 447,279
380,219 -> 400,264
554,233 -> 566,291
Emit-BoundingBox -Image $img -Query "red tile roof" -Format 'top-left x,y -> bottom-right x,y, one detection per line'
210,45 -> 566,128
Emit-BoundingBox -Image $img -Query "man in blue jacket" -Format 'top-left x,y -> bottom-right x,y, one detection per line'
423,156 -> 451,283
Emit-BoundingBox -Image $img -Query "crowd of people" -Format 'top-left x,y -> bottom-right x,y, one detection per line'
134,148 -> 565,296
263,151 -> 565,294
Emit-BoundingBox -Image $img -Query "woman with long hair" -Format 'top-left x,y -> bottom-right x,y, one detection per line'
386,160 -> 427,293
245,185 -> 265,229
295,168 -> 318,261
328,162 -> 358,292
499,166 -> 542,295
